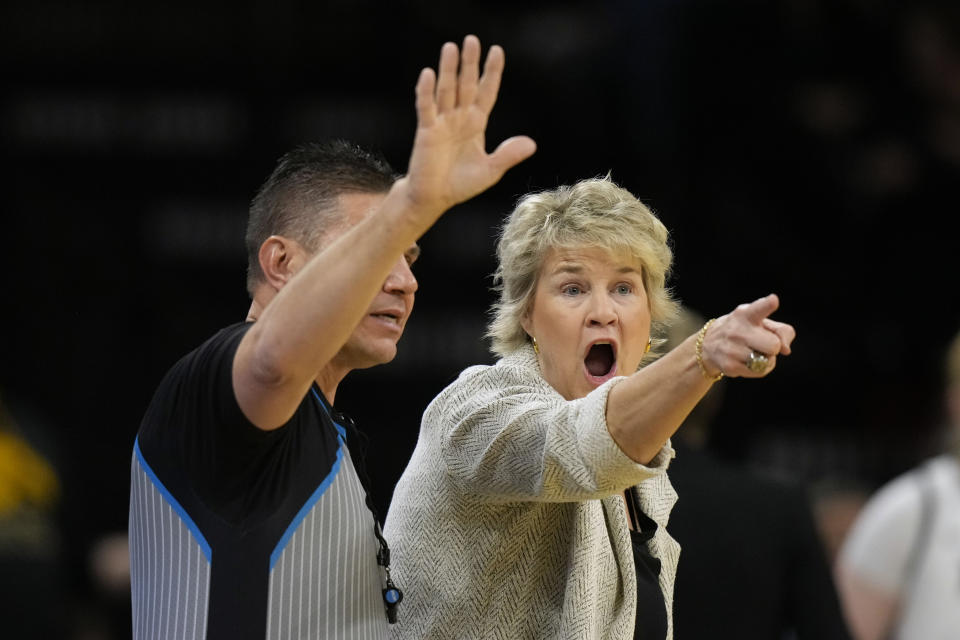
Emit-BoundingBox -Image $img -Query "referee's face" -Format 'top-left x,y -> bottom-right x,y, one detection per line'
327,192 -> 420,371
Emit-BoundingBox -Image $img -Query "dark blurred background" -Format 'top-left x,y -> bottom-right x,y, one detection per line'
2,0 -> 959,637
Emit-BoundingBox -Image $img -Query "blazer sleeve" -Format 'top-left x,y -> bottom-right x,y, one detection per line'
434,360 -> 673,503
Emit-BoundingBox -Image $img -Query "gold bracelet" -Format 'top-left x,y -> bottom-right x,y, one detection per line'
696,318 -> 724,381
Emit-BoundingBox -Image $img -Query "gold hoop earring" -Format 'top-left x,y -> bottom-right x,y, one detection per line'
645,339 -> 652,353
532,336 -> 540,354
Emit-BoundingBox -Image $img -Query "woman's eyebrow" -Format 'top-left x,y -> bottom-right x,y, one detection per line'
551,261 -> 585,273
550,264 -> 640,275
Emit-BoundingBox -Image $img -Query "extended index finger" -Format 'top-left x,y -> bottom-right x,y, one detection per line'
475,44 -> 505,117
740,293 -> 780,324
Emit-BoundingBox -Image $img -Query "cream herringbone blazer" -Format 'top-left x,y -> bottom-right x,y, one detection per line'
385,345 -> 680,640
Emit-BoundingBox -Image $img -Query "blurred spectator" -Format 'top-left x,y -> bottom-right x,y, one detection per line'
810,478 -> 870,568
835,327 -> 960,640
0,389 -> 66,638
664,307 -> 851,639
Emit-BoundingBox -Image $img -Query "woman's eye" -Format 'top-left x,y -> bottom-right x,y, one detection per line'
562,285 -> 582,296
615,284 -> 632,295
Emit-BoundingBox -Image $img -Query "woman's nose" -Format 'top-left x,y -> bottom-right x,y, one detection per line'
586,292 -> 617,326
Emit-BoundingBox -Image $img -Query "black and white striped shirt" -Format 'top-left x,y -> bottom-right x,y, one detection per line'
130,323 -> 389,640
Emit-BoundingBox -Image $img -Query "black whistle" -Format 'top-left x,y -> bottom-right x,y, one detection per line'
383,585 -> 403,623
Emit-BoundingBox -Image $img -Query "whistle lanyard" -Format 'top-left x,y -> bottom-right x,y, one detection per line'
311,387 -> 403,623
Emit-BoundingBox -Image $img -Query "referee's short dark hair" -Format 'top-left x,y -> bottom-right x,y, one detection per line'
245,140 -> 398,295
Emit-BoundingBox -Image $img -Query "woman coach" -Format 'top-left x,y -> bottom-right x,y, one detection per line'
385,177 -> 795,639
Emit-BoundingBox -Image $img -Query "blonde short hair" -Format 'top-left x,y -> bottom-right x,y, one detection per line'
487,176 -> 679,358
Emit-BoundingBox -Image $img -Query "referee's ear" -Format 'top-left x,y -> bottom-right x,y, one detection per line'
258,235 -> 309,293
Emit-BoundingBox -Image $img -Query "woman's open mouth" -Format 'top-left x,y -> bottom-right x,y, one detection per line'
583,342 -> 618,384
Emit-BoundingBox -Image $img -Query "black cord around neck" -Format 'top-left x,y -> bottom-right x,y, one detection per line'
312,388 -> 403,623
